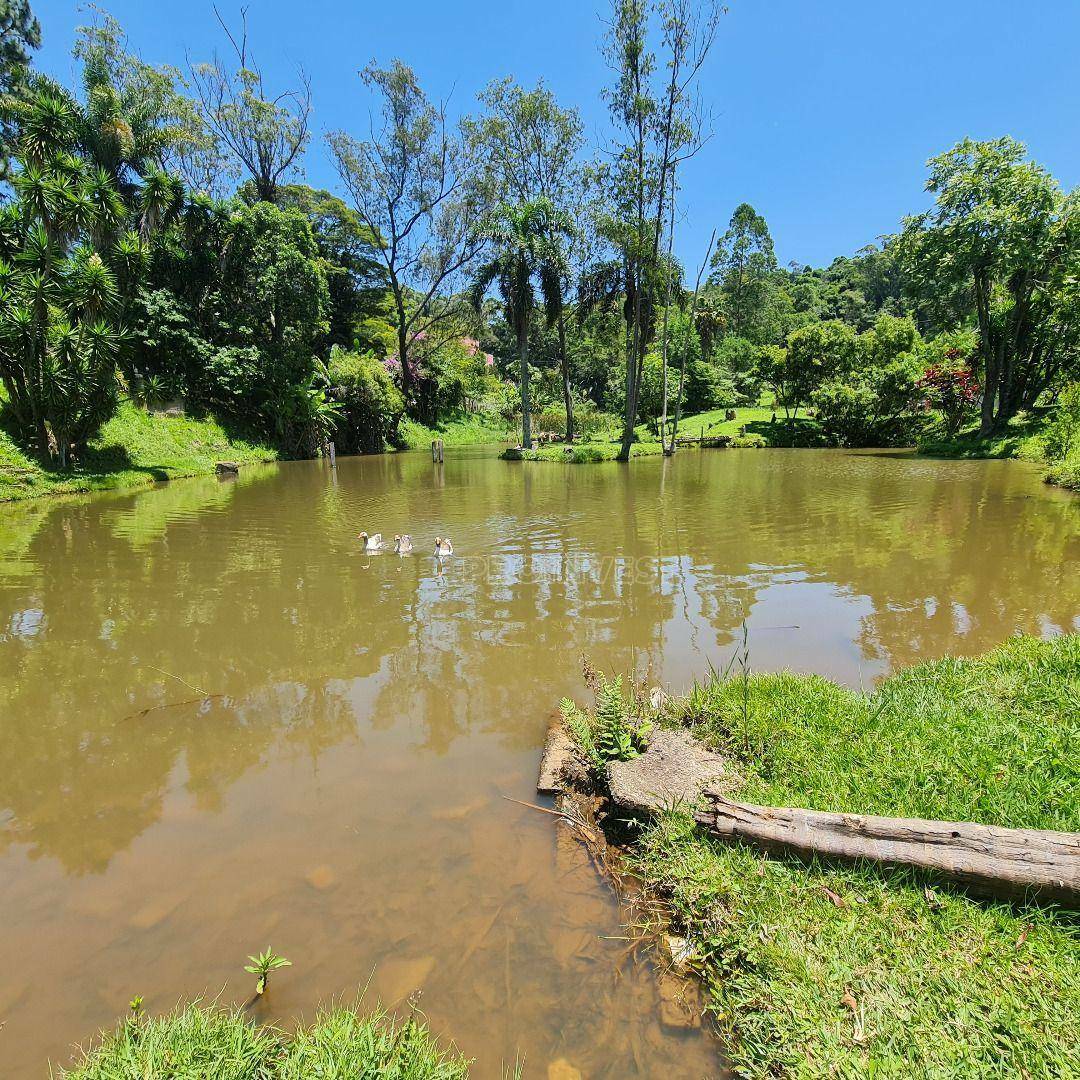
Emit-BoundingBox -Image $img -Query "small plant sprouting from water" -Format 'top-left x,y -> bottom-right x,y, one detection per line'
562,658 -> 653,770
245,948 -> 291,996
124,995 -> 145,1041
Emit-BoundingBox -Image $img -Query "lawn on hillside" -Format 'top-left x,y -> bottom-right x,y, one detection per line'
1,401 -> 276,503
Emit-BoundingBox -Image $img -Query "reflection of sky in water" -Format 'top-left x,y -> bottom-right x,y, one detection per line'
0,449 -> 1078,1078
4,606 -> 45,641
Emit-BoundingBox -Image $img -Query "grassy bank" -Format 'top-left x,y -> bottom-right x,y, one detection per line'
917,413 -> 1048,461
398,413 -> 514,450
503,440 -> 666,462
664,405 -> 825,447
1,400 -> 277,504
566,635 -> 1080,1077
502,406 -> 822,462
61,1002 -> 471,1079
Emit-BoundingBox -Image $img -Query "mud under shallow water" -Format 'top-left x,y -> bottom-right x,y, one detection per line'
1,447 -> 1078,1077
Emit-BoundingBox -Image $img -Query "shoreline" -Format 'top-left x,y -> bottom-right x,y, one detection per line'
543,636 -> 1080,1076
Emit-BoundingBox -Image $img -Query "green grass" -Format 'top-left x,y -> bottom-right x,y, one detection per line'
1,400 -> 276,503
279,1008 -> 470,1079
572,635 -> 1080,1078
917,413 -> 1049,462
664,405 -> 825,447
398,413 -> 514,450
503,405 -> 820,463
60,1002 -> 470,1079
503,439 -> 665,462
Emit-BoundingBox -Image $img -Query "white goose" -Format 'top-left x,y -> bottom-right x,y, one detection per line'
394,534 -> 414,554
433,536 -> 454,558
357,531 -> 383,552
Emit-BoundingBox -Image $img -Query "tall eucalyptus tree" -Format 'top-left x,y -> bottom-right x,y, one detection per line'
601,0 -> 721,460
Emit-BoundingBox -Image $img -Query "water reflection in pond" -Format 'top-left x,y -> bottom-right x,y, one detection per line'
1,448 -> 1078,1077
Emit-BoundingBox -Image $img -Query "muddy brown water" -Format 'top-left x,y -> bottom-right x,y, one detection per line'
1,447 -> 1078,1078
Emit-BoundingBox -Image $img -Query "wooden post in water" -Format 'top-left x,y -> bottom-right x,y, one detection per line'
328,441 -> 337,468
431,439 -> 444,463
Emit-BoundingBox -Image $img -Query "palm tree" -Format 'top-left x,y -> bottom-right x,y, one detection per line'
470,200 -> 566,448
0,79 -> 143,467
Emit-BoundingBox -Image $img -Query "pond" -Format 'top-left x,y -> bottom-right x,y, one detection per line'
1,448 -> 1078,1078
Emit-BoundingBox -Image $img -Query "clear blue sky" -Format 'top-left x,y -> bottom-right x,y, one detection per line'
30,0 -> 1080,270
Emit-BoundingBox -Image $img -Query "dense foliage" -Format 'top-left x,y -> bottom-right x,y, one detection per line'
1,1 -> 1078,474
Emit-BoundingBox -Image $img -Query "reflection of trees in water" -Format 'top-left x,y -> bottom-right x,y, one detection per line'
0,470 -> 382,872
664,452 -> 1080,673
1,450 -> 1077,871
369,461 -> 683,756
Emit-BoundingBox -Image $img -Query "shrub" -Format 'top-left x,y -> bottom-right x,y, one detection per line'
327,347 -> 405,453
730,432 -> 767,448
917,346 -> 980,438
571,445 -> 605,463
534,404 -> 611,440
684,360 -> 736,412
813,357 -> 924,447
560,671 -> 653,771
1044,382 -> 1080,462
713,336 -> 764,404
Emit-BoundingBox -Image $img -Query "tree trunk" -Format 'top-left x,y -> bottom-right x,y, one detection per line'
618,303 -> 639,463
974,272 -> 999,437
558,315 -> 573,443
695,792 -> 1080,905
396,321 -> 413,396
519,327 -> 531,449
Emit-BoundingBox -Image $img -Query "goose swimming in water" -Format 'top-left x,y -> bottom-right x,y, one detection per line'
433,537 -> 454,557
394,534 -> 413,554
357,531 -> 383,552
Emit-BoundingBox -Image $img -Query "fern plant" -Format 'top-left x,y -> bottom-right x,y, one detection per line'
560,697 -> 602,770
561,671 -> 653,772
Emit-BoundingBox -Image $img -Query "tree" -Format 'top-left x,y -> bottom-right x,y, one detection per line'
0,80 -> 139,466
327,346 -> 404,453
812,315 -> 924,447
134,194 -> 330,446
714,335 -> 764,404
709,202 -> 783,343
601,0 -> 721,461
918,354 -> 979,439
467,78 -> 585,441
189,7 -> 311,204
327,61 -> 485,400
274,184 -> 385,352
0,0 -> 41,177
899,138 -> 1080,435
469,200 -> 565,447
73,11 -> 219,195
781,319 -> 858,418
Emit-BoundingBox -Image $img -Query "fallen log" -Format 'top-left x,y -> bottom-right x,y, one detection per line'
695,793 -> 1080,905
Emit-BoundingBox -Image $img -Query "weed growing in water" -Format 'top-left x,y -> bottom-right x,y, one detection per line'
245,947 -> 291,996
